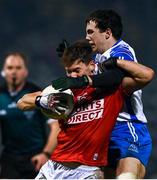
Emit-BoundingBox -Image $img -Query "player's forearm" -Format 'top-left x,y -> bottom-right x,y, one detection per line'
117,60 -> 155,84
17,91 -> 41,110
90,68 -> 125,88
42,121 -> 60,155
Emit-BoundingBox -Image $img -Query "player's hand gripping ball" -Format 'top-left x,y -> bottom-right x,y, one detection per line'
40,85 -> 74,120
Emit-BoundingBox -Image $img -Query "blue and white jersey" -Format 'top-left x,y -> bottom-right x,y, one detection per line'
94,39 -> 147,123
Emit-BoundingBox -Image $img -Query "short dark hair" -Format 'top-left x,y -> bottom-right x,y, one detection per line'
3,51 -> 28,68
86,9 -> 123,40
62,39 -> 93,67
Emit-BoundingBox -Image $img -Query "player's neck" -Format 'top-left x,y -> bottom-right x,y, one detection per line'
107,38 -> 117,50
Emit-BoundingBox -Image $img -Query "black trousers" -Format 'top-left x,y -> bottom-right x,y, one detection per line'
0,151 -> 38,179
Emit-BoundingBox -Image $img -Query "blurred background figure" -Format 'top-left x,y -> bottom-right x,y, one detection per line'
0,52 -> 58,179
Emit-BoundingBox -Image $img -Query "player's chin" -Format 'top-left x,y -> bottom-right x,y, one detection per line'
90,44 -> 97,52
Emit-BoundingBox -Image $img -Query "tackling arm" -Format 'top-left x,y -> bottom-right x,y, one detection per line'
52,68 -> 125,91
117,60 -> 155,94
51,57 -> 154,94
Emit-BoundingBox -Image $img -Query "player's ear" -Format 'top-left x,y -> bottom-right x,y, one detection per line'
89,60 -> 95,73
105,28 -> 112,39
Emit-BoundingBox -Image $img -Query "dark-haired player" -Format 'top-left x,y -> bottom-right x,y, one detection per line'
85,9 -> 153,178
18,40 -> 154,179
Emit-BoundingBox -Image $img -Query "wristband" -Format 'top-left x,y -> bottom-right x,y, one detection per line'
42,151 -> 51,158
35,96 -> 42,107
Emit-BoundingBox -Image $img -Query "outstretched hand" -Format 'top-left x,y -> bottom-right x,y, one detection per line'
56,39 -> 69,58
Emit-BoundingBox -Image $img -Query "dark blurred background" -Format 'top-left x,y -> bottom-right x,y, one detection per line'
0,0 -> 156,178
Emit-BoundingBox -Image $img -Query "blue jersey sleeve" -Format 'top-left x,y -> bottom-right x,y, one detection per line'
94,43 -> 136,64
111,52 -> 134,61
110,47 -> 135,61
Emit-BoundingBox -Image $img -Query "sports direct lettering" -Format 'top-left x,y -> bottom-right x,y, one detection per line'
68,99 -> 104,124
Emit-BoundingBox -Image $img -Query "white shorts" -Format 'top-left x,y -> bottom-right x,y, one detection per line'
35,160 -> 104,179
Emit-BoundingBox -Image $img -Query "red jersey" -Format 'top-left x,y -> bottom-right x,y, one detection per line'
51,86 -> 124,166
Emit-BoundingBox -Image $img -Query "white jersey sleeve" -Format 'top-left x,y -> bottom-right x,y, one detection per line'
94,39 -> 147,123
